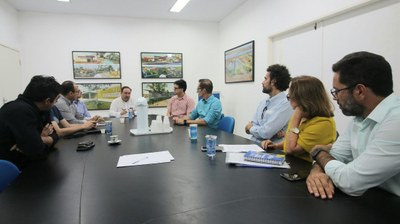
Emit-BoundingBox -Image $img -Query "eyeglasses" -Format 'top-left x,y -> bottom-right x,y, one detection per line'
174,87 -> 181,90
330,84 -> 356,98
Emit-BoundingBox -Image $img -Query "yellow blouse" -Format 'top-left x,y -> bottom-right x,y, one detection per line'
283,116 -> 336,162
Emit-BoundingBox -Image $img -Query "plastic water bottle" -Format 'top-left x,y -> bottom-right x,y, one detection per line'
189,124 -> 198,143
128,108 -> 133,119
105,121 -> 112,135
135,97 -> 149,133
205,135 -> 217,158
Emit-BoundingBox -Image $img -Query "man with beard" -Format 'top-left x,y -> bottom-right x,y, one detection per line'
307,52 -> 400,199
0,75 -> 61,168
109,86 -> 136,117
245,64 -> 293,144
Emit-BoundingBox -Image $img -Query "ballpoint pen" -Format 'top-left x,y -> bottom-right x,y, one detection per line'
131,156 -> 148,164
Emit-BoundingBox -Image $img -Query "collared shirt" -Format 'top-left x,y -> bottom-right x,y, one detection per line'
109,96 -> 136,117
50,106 -> 64,125
250,92 -> 293,143
326,93 -> 400,196
167,94 -> 195,118
189,95 -> 222,129
74,100 -> 91,119
55,95 -> 83,124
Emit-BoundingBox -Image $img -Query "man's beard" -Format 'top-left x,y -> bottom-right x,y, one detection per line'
262,86 -> 271,94
339,96 -> 364,117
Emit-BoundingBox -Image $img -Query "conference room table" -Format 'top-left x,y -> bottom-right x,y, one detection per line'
1,116 -> 399,224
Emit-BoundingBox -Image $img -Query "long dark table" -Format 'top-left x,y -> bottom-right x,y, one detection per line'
1,117 -> 399,224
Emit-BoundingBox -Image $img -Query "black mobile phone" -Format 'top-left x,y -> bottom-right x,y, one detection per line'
200,146 -> 223,152
76,141 -> 95,151
78,141 -> 93,146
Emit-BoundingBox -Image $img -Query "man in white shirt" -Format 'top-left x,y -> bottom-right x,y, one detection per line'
307,51 -> 400,199
109,86 -> 136,117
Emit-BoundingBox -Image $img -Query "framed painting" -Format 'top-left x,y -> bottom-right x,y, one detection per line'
73,51 -> 121,79
76,83 -> 122,110
141,52 -> 183,78
142,82 -> 175,108
224,41 -> 255,83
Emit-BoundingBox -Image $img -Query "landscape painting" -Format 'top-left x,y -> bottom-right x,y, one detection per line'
73,51 -> 121,79
225,41 -> 254,83
141,52 -> 183,78
142,82 -> 174,108
77,83 -> 121,110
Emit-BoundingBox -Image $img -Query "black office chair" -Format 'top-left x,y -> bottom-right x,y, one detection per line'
0,160 -> 21,192
218,116 -> 235,134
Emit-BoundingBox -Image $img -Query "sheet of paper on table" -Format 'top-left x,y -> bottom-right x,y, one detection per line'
117,150 -> 174,168
219,144 -> 264,153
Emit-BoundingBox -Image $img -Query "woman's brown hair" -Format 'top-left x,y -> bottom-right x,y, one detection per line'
289,75 -> 334,119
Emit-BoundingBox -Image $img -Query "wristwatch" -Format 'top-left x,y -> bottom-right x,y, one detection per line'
290,127 -> 300,134
311,148 -> 328,161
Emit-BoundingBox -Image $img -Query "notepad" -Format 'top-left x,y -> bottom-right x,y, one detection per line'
244,151 -> 285,165
225,152 -> 290,169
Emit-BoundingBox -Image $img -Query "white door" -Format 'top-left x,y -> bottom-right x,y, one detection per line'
0,44 -> 21,107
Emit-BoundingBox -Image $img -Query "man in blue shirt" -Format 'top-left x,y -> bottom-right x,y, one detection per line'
307,52 -> 400,199
245,64 -> 293,143
74,89 -> 91,119
175,79 -> 222,129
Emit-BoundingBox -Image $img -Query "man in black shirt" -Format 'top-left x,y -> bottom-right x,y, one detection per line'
0,75 -> 61,168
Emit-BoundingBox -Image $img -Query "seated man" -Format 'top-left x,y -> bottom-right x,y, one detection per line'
167,79 -> 195,119
175,79 -> 222,129
50,106 -> 96,137
74,89 -> 91,119
0,75 -> 61,168
307,51 -> 400,199
55,81 -> 100,124
109,86 -> 136,117
245,64 -> 293,143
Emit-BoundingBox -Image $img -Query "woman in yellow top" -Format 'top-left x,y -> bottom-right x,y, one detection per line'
261,75 -> 336,162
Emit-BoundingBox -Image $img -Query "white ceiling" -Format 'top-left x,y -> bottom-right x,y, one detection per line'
6,0 -> 248,22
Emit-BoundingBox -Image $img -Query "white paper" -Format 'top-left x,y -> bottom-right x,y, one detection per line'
219,144 -> 264,153
117,150 -> 174,168
225,152 -> 290,169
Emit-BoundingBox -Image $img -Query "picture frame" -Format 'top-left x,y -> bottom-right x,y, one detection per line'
141,52 -> 183,78
72,51 -> 121,79
142,82 -> 175,108
224,41 -> 255,83
76,83 -> 122,110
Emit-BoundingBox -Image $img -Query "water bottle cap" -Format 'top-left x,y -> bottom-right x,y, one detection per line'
135,97 -> 148,106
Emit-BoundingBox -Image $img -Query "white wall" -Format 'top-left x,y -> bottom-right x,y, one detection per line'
5,0 -> 399,137
0,0 -> 19,49
18,12 -> 219,117
0,0 -> 22,106
219,0 -> 400,138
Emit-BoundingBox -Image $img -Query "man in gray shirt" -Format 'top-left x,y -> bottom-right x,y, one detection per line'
55,81 -> 99,124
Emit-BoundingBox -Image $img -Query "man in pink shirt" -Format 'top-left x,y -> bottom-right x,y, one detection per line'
167,79 -> 195,120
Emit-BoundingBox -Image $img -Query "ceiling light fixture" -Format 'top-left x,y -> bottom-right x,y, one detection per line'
170,0 -> 191,13
57,0 -> 71,2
